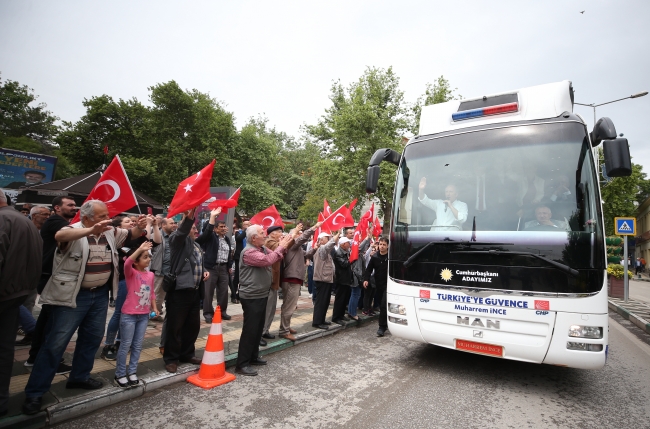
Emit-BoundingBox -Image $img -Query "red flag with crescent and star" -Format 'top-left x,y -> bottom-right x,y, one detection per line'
311,212 -> 327,248
357,203 -> 374,240
249,204 -> 284,231
323,199 -> 332,217
320,204 -> 355,232
208,187 -> 240,210
167,160 -> 216,217
349,224 -> 364,263
373,217 -> 383,238
70,155 -> 139,223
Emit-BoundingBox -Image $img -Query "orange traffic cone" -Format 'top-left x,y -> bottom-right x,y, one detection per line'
187,306 -> 236,389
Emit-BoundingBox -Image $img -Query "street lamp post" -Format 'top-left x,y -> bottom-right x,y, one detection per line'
575,91 -> 648,129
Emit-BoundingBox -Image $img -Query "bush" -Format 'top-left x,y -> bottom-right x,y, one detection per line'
607,264 -> 633,279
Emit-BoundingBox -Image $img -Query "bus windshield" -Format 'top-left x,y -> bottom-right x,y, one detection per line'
391,121 -> 605,294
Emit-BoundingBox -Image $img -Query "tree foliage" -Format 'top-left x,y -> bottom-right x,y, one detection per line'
600,160 -> 650,236
301,67 -> 410,224
410,75 -> 461,135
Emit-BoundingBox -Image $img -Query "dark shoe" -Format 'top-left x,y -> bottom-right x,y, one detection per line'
127,374 -> 140,386
66,377 -> 103,390
165,363 -> 177,373
362,310 -> 370,316
341,315 -> 350,321
15,332 -> 33,346
114,375 -> 130,388
262,333 -> 275,339
221,314 -> 232,320
323,321 -> 332,325
250,358 -> 267,366
332,319 -> 345,325
181,357 -> 202,365
289,328 -> 297,334
377,327 -> 387,337
279,333 -> 297,341
259,338 -> 267,347
24,357 -> 35,367
101,345 -> 117,361
22,397 -> 42,415
55,362 -> 72,375
235,366 -> 258,376
349,316 -> 360,321
313,324 -> 329,330
205,316 -> 213,324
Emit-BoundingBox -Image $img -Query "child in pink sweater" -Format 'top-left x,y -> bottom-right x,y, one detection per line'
114,241 -> 158,388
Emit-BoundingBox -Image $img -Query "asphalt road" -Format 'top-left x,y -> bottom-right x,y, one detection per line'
630,279 -> 650,304
58,318 -> 650,429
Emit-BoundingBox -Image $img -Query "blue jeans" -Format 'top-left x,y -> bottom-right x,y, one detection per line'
105,280 -> 127,345
115,313 -> 148,377
25,284 -> 109,398
18,305 -> 36,333
307,265 -> 314,295
348,286 -> 361,317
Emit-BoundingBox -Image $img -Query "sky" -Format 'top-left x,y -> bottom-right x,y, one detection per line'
1,0 -> 649,168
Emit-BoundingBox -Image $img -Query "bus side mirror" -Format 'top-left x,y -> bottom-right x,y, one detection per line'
366,165 -> 380,193
590,117 -> 617,147
603,138 -> 632,177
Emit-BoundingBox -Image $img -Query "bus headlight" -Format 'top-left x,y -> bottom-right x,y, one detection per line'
388,303 -> 406,315
389,316 -> 408,325
568,325 -> 603,339
567,342 -> 603,352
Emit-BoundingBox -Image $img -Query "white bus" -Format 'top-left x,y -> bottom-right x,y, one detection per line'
366,81 -> 632,369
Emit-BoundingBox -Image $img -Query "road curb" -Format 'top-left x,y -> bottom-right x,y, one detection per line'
608,300 -> 650,334
1,313 -> 378,428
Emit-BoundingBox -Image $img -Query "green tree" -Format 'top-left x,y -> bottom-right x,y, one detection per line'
0,76 -> 59,147
302,67 -> 411,224
599,153 -> 650,235
410,75 -> 461,135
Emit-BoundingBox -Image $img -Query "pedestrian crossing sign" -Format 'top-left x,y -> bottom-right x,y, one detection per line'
614,217 -> 636,236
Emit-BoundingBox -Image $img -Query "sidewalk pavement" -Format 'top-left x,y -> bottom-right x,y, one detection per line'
608,297 -> 650,335
2,287 -> 379,429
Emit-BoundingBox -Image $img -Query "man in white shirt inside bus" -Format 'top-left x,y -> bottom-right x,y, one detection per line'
418,177 -> 468,231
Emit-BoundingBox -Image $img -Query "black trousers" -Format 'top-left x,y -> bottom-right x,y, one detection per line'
0,296 -> 26,413
203,265 -> 229,317
232,259 -> 241,300
363,287 -> 375,311
28,303 -> 52,362
332,283 -> 351,321
376,282 -> 387,329
236,296 -> 267,368
312,281 -> 333,325
163,288 -> 200,364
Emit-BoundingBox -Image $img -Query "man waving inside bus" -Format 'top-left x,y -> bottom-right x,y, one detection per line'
418,177 -> 468,231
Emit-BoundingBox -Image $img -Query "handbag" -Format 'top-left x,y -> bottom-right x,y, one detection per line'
162,257 -> 189,293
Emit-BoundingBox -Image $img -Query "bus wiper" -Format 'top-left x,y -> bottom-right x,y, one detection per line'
451,250 -> 579,277
402,240 -> 514,268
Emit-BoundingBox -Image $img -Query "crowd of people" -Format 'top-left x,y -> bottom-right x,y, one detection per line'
0,193 -> 388,417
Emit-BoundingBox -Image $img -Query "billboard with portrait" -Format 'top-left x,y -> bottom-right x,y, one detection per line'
0,148 -> 57,189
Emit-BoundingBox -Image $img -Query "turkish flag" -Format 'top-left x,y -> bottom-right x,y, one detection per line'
312,212 -> 326,248
357,203 -> 375,240
348,199 -> 358,213
71,155 -> 138,223
349,224 -> 365,263
323,199 -> 332,217
167,160 -> 216,217
321,204 -> 355,232
249,204 -> 284,231
208,187 -> 240,210
373,217 -> 383,238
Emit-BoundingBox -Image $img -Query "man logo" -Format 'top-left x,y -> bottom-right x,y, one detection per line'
440,268 -> 453,282
457,316 -> 500,329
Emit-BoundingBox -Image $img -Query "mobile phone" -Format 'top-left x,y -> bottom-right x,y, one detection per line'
147,207 -> 153,215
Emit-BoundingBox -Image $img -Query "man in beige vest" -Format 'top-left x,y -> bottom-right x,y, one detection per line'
22,200 -> 146,415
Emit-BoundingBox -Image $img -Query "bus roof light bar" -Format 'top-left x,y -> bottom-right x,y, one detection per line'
452,102 -> 519,122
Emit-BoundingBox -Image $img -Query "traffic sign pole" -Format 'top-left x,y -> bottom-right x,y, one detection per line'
623,235 -> 630,303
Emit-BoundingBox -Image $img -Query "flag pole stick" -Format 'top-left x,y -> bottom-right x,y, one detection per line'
115,154 -> 141,214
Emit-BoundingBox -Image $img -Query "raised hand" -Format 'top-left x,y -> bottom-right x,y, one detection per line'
210,207 -> 222,219
90,220 -> 113,236
419,176 -> 427,190
136,215 -> 148,230
139,241 -> 153,252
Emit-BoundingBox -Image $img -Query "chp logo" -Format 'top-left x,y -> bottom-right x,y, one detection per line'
534,300 -> 550,310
